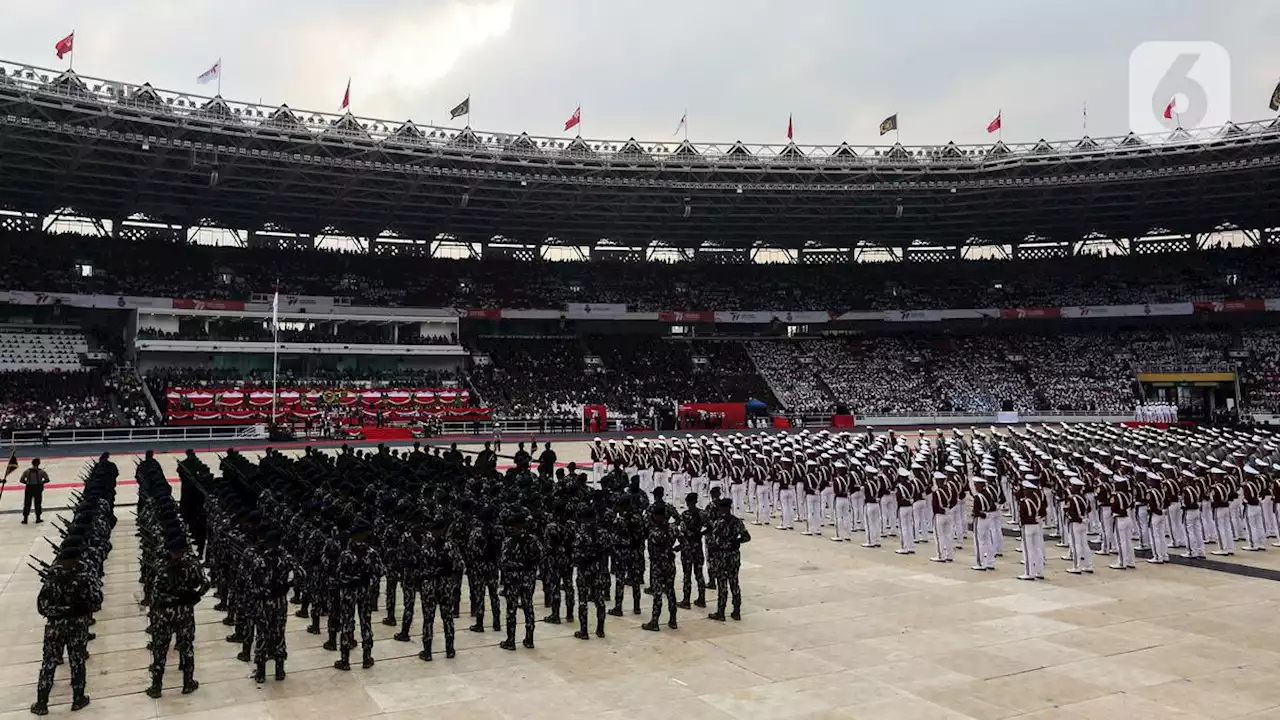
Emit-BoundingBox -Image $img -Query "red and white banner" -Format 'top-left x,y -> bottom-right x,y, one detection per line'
1193,299 -> 1267,313
172,298 -> 246,311
999,307 -> 1063,320
165,386 -> 471,415
659,311 -> 715,323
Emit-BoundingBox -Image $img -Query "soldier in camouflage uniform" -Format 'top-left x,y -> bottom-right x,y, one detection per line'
499,508 -> 543,650
642,503 -> 680,631
677,492 -> 707,609
541,501 -> 575,625
573,504 -> 610,639
707,497 -> 751,621
466,505 -> 503,633
250,527 -> 295,683
414,516 -> 464,660
145,531 -> 208,697
379,503 -> 407,627
608,496 -> 644,617
32,545 -> 100,715
333,520 -> 382,670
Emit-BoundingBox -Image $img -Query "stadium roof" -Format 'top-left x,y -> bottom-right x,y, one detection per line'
0,59 -> 1279,251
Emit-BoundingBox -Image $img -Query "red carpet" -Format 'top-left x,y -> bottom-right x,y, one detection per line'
357,426 -> 415,442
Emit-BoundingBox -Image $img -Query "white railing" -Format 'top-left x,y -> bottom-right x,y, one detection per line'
9,424 -> 268,447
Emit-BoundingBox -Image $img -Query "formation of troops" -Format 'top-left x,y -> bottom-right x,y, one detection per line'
588,424 -> 1280,576
29,454 -> 116,716
28,422 -> 1280,710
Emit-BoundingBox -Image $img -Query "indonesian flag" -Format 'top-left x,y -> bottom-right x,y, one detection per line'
1163,97 -> 1176,119
787,114 -> 793,140
197,59 -> 221,85
986,111 -> 1002,133
674,110 -> 686,136
564,105 -> 581,132
55,31 -> 74,60
341,78 -> 351,111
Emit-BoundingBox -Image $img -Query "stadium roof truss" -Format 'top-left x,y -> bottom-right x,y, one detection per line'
1,60 -> 1280,254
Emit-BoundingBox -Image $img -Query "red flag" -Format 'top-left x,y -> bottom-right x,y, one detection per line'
986,111 -> 1002,134
787,114 -> 793,140
55,32 -> 74,60
340,78 -> 351,111
1163,98 -> 1176,119
564,105 -> 581,132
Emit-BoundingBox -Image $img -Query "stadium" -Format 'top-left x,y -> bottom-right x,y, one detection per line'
3,21 -> 1280,720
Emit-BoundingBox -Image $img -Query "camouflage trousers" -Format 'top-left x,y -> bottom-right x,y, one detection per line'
38,618 -> 90,697
252,597 -> 289,665
468,565 -> 501,629
502,574 -> 536,642
543,559 -> 575,620
149,605 -> 196,681
336,587 -> 376,652
649,563 -> 677,624
416,578 -> 455,655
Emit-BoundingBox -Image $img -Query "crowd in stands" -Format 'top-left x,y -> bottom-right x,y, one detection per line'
1241,330 -> 1280,413
138,324 -> 456,345
5,232 -> 1280,311
0,370 -> 117,434
469,336 -> 778,418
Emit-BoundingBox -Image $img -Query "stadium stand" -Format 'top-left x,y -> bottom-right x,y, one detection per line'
0,325 -> 88,371
4,232 -> 1280,311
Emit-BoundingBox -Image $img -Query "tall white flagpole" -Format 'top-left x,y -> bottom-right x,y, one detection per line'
271,285 -> 280,423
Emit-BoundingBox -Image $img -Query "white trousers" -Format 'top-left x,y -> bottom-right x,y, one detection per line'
1150,513 -> 1170,561
1213,507 -> 1235,553
730,484 -> 747,519
1245,504 -> 1267,550
933,513 -> 954,560
1263,497 -> 1278,538
1069,521 -> 1093,571
778,489 -> 797,529
863,503 -> 882,546
974,515 -> 996,568
852,490 -> 865,530
834,497 -> 854,540
1183,509 -> 1206,557
806,495 -> 824,535
1168,503 -> 1186,547
880,496 -> 897,534
754,485 -> 772,525
1114,516 -> 1136,567
1020,523 -> 1045,577
591,462 -> 604,485
820,488 -> 835,521
897,506 -> 916,552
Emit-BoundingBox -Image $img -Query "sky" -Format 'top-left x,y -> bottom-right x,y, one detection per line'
2,0 -> 1278,148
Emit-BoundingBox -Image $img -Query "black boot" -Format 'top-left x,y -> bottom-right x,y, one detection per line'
596,616 -> 606,638
182,674 -> 199,695
677,598 -> 692,610
362,649 -> 375,669
333,649 -> 351,671
708,611 -> 726,621
30,689 -> 50,716
445,637 -> 456,659
418,648 -> 432,661
694,594 -> 707,608
70,694 -> 90,712
499,628 -> 516,651
641,620 -> 659,632
236,649 -> 251,663
730,608 -> 741,621
381,615 -> 397,627
306,620 -> 320,634
145,678 -> 163,699
469,622 -> 484,633
523,629 -> 535,649
274,661 -> 286,682
254,663 -> 266,684
574,615 -> 590,640
323,632 -> 337,651
607,606 -> 623,617
542,614 -> 561,624
295,608 -> 310,619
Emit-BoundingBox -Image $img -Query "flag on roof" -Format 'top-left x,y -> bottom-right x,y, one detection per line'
340,78 -> 351,111
1163,97 -> 1176,120
450,96 -> 470,119
197,59 -> 221,85
986,111 -> 1002,134
55,31 -> 74,60
674,110 -> 686,136
879,113 -> 898,136
787,114 -> 793,140
1270,81 -> 1280,112
564,105 -> 581,132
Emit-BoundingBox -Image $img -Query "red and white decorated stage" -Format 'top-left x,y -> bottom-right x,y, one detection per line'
163,387 -> 492,425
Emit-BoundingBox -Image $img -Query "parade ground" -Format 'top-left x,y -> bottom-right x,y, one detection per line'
3,439 -> 1280,720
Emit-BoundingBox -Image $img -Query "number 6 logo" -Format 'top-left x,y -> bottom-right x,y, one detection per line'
1129,41 -> 1230,138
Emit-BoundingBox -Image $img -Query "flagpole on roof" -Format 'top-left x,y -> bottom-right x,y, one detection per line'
684,107 -> 688,141
68,30 -> 74,71
218,57 -> 222,96
999,108 -> 1003,142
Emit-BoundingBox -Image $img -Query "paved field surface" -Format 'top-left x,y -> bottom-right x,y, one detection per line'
2,440 -> 1279,719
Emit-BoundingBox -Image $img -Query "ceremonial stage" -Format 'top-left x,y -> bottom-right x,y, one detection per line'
1,439 -> 1280,719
